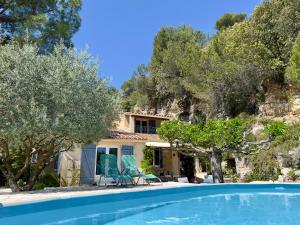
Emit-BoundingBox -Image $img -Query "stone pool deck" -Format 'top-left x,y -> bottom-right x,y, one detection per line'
0,182 -> 197,207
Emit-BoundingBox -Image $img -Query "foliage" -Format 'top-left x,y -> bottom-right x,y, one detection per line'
215,13 -> 247,31
270,122 -> 300,153
158,118 -> 251,150
33,173 -> 60,190
193,118 -> 249,149
0,43 -> 119,191
286,33 -> 300,90
156,120 -> 188,144
250,0 -> 300,81
70,161 -> 80,186
198,156 -> 211,174
243,149 -> 281,182
149,26 -> 208,105
158,118 -> 257,183
141,146 -> 156,174
0,0 -> 82,52
120,0 -> 300,118
288,169 -> 298,182
243,121 -> 299,183
223,167 -> 239,183
264,121 -> 287,139
120,65 -> 153,111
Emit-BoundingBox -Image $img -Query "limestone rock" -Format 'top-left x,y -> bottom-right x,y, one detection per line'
295,170 -> 300,176
290,95 -> 300,115
281,168 -> 292,176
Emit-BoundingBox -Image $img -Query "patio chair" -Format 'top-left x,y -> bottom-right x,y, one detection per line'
121,155 -> 161,185
98,154 -> 132,186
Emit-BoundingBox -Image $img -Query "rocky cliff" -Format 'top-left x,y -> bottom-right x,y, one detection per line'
258,80 -> 300,123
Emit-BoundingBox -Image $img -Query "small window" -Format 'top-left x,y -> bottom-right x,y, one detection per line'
122,145 -> 134,155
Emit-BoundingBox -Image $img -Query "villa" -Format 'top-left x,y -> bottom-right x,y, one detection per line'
59,112 -> 200,185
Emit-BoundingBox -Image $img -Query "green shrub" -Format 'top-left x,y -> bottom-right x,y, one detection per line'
288,169 -> 298,181
33,173 -> 60,190
264,121 -> 287,138
141,146 -> 156,174
243,149 -> 281,182
223,167 -> 240,183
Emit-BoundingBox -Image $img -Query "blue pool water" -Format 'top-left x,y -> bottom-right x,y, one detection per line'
1,184 -> 300,225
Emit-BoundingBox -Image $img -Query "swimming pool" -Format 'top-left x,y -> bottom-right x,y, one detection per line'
1,184 -> 300,225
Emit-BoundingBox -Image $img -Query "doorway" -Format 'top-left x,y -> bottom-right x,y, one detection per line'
179,154 -> 195,182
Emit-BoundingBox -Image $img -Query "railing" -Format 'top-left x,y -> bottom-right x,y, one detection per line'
135,125 -> 156,134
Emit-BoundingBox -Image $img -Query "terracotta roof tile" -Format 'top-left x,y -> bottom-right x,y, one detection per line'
124,112 -> 172,120
109,129 -> 163,141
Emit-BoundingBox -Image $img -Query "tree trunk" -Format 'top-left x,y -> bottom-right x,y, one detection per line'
1,166 -> 20,192
7,177 -> 20,192
210,148 -> 224,183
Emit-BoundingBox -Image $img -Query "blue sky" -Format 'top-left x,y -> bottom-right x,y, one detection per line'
73,0 -> 262,89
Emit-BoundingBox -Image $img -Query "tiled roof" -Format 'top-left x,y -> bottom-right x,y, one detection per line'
124,112 -> 172,120
109,129 -> 163,141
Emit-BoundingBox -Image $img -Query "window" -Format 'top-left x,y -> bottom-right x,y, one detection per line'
122,145 -> 134,155
135,119 -> 158,134
96,147 -> 118,175
148,120 -> 156,134
141,121 -> 147,133
96,147 -> 106,175
154,148 -> 163,168
109,148 -> 118,157
135,119 -> 148,133
135,120 -> 141,133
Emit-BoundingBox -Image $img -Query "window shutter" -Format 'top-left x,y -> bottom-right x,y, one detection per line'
80,144 -> 96,184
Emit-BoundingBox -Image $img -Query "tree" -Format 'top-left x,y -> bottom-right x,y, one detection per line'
215,13 -> 247,31
250,0 -> 300,81
157,118 -> 281,183
120,0 -> 300,117
286,33 -> 300,90
0,1 -> 81,52
203,21 -> 266,117
149,26 -> 208,105
120,64 -> 153,112
203,0 -> 300,116
0,43 -> 119,191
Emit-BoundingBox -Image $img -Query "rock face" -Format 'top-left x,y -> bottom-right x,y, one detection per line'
235,80 -> 300,180
258,80 -> 289,116
235,157 -> 252,179
290,95 -> 300,115
258,80 -> 300,123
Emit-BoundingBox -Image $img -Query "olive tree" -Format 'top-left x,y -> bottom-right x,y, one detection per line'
0,43 -> 119,191
157,119 -> 282,183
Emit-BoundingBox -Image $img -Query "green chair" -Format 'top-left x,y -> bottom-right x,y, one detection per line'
98,154 -> 132,186
121,155 -> 161,185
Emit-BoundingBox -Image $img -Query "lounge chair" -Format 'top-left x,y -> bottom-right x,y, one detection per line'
121,155 -> 161,185
98,154 -> 132,186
